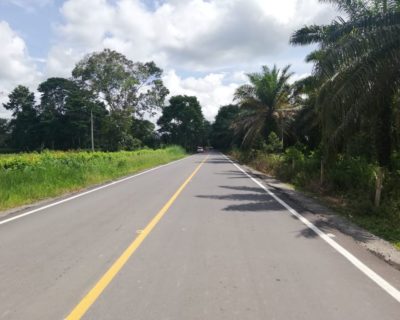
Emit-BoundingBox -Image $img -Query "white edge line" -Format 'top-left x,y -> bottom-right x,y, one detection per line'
222,154 -> 400,304
0,155 -> 192,226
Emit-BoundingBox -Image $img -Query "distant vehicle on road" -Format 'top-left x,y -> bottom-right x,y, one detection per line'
197,146 -> 204,153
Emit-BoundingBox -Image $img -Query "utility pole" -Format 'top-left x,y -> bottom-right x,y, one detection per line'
91,110 -> 94,152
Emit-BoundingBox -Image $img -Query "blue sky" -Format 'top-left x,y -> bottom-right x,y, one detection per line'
0,0 -> 165,59
0,0 -> 338,119
0,0 -> 61,58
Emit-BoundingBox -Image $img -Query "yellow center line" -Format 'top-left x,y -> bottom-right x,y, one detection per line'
65,155 -> 209,320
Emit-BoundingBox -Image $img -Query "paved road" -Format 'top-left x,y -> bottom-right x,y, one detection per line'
0,152 -> 399,319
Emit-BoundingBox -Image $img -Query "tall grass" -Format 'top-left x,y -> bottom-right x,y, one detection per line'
0,146 -> 186,211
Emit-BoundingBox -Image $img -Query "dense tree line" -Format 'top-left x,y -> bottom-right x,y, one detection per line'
0,49 -> 208,152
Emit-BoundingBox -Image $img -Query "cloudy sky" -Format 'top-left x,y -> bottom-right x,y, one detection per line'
0,0 -> 338,120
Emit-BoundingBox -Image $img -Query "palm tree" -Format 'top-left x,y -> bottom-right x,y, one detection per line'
291,0 -> 400,169
232,65 -> 295,148
288,75 -> 322,149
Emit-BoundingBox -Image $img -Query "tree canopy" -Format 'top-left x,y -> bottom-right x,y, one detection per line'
290,0 -> 400,167
210,105 -> 240,150
3,86 -> 39,151
72,49 -> 169,117
232,65 -> 295,148
158,95 -> 208,151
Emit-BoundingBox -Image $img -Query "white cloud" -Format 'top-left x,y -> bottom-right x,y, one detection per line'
47,0 -> 337,73
42,0 -> 338,120
0,21 -> 41,118
163,70 -> 243,121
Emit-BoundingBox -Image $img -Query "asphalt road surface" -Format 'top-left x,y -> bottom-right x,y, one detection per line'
0,152 -> 399,319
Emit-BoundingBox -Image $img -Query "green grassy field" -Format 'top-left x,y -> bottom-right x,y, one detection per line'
0,146 -> 186,211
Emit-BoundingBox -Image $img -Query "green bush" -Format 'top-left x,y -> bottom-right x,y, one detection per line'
327,156 -> 376,195
265,132 -> 282,153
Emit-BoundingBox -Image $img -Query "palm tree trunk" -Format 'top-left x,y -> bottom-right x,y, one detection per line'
320,159 -> 324,186
374,167 -> 384,207
383,0 -> 388,12
376,102 -> 392,169
374,101 -> 392,207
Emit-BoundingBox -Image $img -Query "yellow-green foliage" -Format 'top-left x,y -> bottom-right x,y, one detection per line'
0,146 -> 186,211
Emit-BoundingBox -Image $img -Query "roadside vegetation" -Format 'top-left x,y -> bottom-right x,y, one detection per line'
0,146 -> 186,211
210,0 -> 400,249
230,149 -> 400,250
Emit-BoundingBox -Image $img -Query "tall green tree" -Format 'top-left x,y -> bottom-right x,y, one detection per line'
202,120 -> 212,147
287,76 -> 321,150
64,86 -> 108,150
291,0 -> 400,168
232,65 -> 294,148
3,86 -> 39,151
72,49 -> 169,150
211,105 -> 241,150
158,95 -> 207,151
37,77 -> 107,150
72,49 -> 168,114
131,118 -> 158,148
0,118 -> 10,149
38,78 -> 77,149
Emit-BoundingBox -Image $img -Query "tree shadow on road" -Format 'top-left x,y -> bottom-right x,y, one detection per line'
291,213 -> 376,243
196,185 -> 286,213
197,180 -> 376,244
214,171 -> 249,179
195,158 -> 232,164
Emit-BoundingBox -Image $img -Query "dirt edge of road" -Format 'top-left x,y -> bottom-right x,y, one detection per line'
236,160 -> 400,271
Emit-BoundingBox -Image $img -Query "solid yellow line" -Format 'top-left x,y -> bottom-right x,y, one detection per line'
65,155 -> 209,320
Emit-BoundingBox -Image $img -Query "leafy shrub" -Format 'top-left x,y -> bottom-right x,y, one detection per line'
265,132 -> 282,153
326,156 -> 376,196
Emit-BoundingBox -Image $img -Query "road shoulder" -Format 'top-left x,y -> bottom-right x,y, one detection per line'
235,160 -> 400,271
